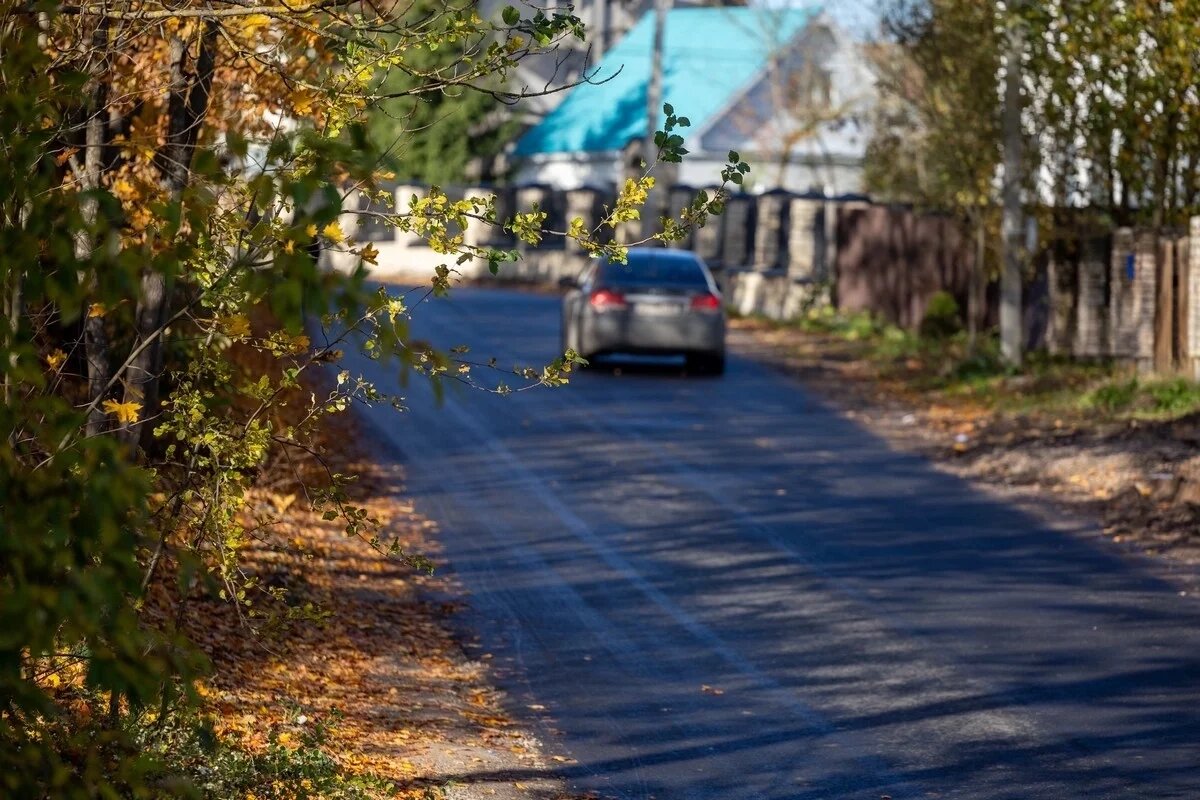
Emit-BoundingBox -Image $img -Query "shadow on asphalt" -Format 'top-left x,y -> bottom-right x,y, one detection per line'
351,288 -> 1200,799
580,355 -> 725,380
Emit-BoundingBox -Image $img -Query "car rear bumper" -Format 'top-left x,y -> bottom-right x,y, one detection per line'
581,308 -> 725,355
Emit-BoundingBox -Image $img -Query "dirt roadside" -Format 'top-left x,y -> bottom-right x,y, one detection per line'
730,319 -> 1200,575
190,407 -> 583,800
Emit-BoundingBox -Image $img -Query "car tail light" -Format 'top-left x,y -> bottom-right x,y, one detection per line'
589,288 -> 627,310
690,293 -> 722,312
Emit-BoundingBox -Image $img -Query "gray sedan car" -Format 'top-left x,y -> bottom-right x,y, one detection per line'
560,248 -> 726,374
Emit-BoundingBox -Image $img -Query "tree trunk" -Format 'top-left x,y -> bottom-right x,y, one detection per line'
120,23 -> 218,448
999,10 -> 1025,367
4,266 -> 19,429
77,19 -> 112,437
967,209 -> 986,354
1148,111 -> 1178,374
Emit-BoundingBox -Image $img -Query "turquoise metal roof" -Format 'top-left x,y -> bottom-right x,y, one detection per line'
514,7 -> 818,157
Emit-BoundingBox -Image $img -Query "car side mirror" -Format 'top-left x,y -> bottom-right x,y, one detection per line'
558,275 -> 579,290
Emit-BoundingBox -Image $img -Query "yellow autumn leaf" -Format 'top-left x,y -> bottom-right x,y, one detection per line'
322,221 -> 345,244
45,349 -> 66,370
88,302 -> 107,318
240,13 -> 271,35
291,88 -> 318,116
222,314 -> 251,337
359,242 -> 379,265
102,399 -> 141,424
111,178 -> 137,201
128,206 -> 154,232
288,333 -> 310,354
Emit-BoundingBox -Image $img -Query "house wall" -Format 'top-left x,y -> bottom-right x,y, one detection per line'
696,17 -> 875,194
516,151 -> 862,195
515,154 -> 619,189
514,153 -> 749,192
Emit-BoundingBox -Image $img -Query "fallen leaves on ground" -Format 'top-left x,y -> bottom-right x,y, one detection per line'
181,406 -> 583,798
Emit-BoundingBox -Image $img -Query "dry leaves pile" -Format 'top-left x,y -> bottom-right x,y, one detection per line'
177,384 -> 571,798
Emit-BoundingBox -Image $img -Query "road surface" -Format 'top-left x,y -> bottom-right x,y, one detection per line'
346,287 -> 1200,800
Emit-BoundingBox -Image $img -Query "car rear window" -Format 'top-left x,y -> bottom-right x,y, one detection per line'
599,253 -> 709,290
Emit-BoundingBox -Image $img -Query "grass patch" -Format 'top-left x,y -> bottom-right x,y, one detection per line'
1082,376 -> 1200,418
1081,379 -> 1140,413
766,307 -> 1200,422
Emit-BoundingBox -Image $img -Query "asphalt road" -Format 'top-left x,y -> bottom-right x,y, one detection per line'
347,287 -> 1200,800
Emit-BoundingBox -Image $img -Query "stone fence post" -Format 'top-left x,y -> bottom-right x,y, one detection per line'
720,194 -> 753,269
693,186 -> 723,265
564,187 -> 606,254
461,187 -> 495,252
393,184 -> 423,248
515,185 -> 552,254
1134,231 -> 1159,372
483,186 -> 515,248
786,197 -> 822,281
1108,228 -> 1156,371
668,185 -> 697,250
753,190 -> 790,271
1071,235 -> 1109,358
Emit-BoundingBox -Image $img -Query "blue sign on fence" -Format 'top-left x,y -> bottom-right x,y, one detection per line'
1125,253 -> 1136,281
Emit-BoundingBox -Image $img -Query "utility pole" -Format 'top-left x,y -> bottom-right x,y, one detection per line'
641,0 -> 671,242
1000,3 -> 1025,366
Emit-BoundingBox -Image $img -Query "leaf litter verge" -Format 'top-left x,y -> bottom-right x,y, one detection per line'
190,406 -> 594,799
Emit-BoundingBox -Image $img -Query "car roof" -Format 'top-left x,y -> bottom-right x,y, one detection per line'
620,248 -> 699,262
606,249 -> 707,270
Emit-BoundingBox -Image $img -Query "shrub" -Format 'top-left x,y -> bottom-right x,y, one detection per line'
1083,379 -> 1140,412
919,291 -> 963,339
1146,378 -> 1200,415
954,349 -> 1007,381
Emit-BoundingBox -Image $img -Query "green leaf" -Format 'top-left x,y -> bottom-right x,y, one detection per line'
728,150 -> 740,162
225,129 -> 248,158
663,102 -> 674,116
502,5 -> 520,24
